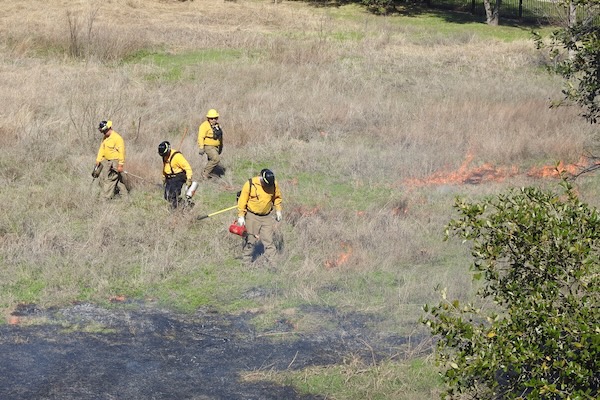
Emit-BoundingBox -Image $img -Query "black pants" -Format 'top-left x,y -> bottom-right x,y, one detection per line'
164,173 -> 186,209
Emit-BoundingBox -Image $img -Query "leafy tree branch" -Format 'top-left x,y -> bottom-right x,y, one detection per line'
423,179 -> 600,399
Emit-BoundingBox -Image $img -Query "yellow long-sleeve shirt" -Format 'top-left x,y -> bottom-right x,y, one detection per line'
237,176 -> 282,217
96,131 -> 125,165
162,150 -> 193,181
197,120 -> 221,148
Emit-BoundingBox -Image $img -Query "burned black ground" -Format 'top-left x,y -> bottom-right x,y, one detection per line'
0,302 -> 420,399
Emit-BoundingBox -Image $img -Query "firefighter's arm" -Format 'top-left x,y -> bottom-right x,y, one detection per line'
273,183 -> 282,211
117,135 -> 126,166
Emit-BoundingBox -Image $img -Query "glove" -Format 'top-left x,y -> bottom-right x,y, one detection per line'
198,148 -> 205,156
275,210 -> 282,222
162,175 -> 166,185
117,164 -> 124,173
91,163 -> 102,178
186,179 -> 192,187
237,216 -> 245,226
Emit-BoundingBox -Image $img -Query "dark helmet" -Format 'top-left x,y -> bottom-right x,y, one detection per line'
260,169 -> 275,187
158,141 -> 171,156
98,120 -> 112,133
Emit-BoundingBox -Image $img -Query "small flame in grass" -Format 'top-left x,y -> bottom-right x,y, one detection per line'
392,206 -> 408,216
405,152 -> 519,187
526,157 -> 588,178
391,199 -> 409,216
404,152 -> 596,187
325,243 -> 353,269
109,295 -> 126,303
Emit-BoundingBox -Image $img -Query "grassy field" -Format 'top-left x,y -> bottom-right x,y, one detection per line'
0,0 -> 597,398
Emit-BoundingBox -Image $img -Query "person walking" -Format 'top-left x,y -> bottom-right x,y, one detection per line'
236,169 -> 282,264
158,141 -> 193,209
94,120 -> 126,200
197,109 -> 223,180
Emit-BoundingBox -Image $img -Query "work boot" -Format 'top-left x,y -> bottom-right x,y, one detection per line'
252,256 -> 271,269
181,199 -> 195,210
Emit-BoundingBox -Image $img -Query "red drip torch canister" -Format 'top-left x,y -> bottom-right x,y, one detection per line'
229,221 -> 247,237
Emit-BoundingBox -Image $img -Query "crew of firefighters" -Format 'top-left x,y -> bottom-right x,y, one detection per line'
93,109 -> 282,265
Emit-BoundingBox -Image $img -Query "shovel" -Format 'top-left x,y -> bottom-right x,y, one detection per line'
196,205 -> 237,221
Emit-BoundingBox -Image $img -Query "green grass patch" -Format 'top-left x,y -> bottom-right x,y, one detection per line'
107,279 -> 146,301
231,158 -> 289,183
401,15 -> 540,43
294,172 -> 392,210
124,49 -> 242,65
75,284 -> 96,302
333,30 -> 365,41
316,277 -> 391,313
248,356 -> 442,399
325,4 -> 554,42
2,277 -> 45,304
124,49 -> 243,81
250,309 -> 291,333
207,191 -> 239,211
154,268 -> 219,312
150,263 -> 277,313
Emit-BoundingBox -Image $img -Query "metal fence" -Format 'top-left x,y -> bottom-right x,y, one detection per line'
426,0 -> 584,24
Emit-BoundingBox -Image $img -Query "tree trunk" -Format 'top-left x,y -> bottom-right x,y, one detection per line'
483,0 -> 501,26
568,0 -> 577,59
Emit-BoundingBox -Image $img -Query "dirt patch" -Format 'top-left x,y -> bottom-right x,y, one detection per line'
0,303 -> 420,399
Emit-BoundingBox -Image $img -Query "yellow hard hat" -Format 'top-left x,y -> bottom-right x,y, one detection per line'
206,109 -> 219,119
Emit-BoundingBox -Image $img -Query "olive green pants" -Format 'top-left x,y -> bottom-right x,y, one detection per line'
202,145 -> 221,178
100,159 -> 125,200
242,212 -> 276,263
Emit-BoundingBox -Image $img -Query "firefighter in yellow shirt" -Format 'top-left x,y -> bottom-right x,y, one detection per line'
158,141 -> 193,209
94,120 -> 126,200
236,169 -> 282,264
197,109 -> 223,180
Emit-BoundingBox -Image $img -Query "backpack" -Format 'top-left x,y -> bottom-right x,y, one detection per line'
211,124 -> 223,141
237,178 -> 276,203
165,151 -> 185,179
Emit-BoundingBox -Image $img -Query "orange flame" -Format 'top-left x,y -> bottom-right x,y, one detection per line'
405,152 -> 518,186
526,157 -> 588,178
405,153 -> 595,186
391,206 -> 408,215
292,206 -> 320,217
325,243 -> 353,269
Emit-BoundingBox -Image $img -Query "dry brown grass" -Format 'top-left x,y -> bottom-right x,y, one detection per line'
4,2 -> 598,397
0,0 -> 595,343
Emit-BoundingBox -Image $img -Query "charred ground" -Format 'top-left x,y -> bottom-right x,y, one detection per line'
0,302 -> 419,399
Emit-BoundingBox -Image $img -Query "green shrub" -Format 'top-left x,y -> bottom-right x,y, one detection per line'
423,179 -> 600,399
361,0 -> 396,15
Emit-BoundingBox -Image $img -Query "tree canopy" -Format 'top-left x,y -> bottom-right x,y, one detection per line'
537,1 -> 600,123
